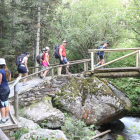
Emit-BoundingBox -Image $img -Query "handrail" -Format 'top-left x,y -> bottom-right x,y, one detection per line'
9,59 -> 90,84
88,48 -> 140,53
94,50 -> 139,70
28,59 -> 91,69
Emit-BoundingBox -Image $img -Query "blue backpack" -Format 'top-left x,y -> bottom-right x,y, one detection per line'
54,45 -> 60,59
96,46 -> 103,55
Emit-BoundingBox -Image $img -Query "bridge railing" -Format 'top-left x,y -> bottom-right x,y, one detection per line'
88,48 -> 140,71
9,59 -> 90,120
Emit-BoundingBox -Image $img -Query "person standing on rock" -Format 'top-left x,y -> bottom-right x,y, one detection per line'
58,40 -> 71,76
0,58 -> 11,124
95,41 -> 108,68
42,47 -> 50,78
18,52 -> 30,86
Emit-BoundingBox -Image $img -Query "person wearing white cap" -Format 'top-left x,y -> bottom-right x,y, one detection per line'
41,47 -> 50,78
58,40 -> 71,76
0,58 -> 11,124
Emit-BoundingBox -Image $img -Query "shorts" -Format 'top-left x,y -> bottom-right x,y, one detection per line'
99,55 -> 104,60
18,65 -> 27,74
59,57 -> 69,65
0,86 -> 10,109
41,65 -> 45,70
42,62 -> 48,67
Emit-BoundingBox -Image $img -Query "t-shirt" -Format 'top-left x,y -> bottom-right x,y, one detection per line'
99,46 -> 105,56
21,56 -> 28,64
0,69 -> 11,88
59,45 -> 66,57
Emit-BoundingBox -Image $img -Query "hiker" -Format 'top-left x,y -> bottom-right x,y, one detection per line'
95,41 -> 108,67
58,40 -> 71,76
18,52 -> 30,86
41,47 -> 50,78
40,48 -> 46,79
0,58 -> 11,124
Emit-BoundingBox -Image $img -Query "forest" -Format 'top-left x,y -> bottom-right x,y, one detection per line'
0,0 -> 140,114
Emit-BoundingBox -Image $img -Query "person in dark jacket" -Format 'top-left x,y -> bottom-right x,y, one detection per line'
95,41 -> 108,67
0,58 -> 11,124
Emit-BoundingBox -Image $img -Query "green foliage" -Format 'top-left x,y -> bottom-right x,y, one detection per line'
61,113 -> 95,140
14,128 -> 29,140
116,135 -> 125,140
109,77 -> 140,113
129,123 -> 140,135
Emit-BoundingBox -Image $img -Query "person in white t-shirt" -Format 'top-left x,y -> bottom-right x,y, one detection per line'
18,52 -> 30,86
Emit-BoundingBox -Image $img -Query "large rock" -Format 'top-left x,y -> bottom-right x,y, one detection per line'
23,96 -> 65,128
19,129 -> 67,140
53,75 -> 132,126
19,117 -> 40,130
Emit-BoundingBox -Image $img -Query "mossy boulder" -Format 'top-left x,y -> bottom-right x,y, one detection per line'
52,75 -> 132,126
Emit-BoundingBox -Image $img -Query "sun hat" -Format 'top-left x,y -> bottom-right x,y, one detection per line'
45,46 -> 50,50
0,58 -> 6,65
63,40 -> 67,43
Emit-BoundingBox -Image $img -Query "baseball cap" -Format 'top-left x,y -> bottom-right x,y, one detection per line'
63,40 -> 67,43
26,52 -> 30,55
0,58 -> 6,65
103,41 -> 108,44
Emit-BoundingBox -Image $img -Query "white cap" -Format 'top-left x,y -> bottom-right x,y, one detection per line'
45,46 -> 50,50
63,40 -> 67,43
0,58 -> 6,65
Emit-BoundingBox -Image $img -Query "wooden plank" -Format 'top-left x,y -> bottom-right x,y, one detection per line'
88,48 -> 140,53
51,68 -> 54,78
0,129 -> 9,140
0,124 -> 18,131
94,51 -> 138,69
94,71 -> 140,78
94,67 -> 140,73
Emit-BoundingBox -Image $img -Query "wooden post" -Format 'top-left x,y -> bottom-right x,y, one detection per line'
91,52 -> 94,70
136,52 -> 138,67
14,82 -> 18,120
86,62 -> 88,71
57,67 -> 59,76
84,62 -> 87,71
51,68 -> 54,79
139,50 -> 140,67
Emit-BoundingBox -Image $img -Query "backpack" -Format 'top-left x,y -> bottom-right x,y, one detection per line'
54,45 -> 60,59
16,54 -> 25,67
36,55 -> 40,64
96,46 -> 103,55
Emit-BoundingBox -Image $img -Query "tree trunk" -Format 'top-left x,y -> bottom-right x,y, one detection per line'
35,4 -> 41,74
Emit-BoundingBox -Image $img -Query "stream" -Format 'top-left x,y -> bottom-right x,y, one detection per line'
107,82 -> 140,140
120,117 -> 140,140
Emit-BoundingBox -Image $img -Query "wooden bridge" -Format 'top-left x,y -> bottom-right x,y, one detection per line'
1,48 -> 140,139
89,48 -> 140,78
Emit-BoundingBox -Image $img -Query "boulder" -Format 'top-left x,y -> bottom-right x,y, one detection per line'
23,96 -> 65,128
19,117 -> 40,130
53,75 -> 132,126
19,128 -> 67,140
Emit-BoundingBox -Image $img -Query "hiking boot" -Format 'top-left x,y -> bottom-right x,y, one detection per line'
40,76 -> 43,79
23,83 -> 28,86
0,119 -> 6,125
5,117 -> 9,122
66,72 -> 71,75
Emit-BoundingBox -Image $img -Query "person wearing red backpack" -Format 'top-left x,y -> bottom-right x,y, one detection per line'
41,47 -> 50,79
58,40 -> 71,76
